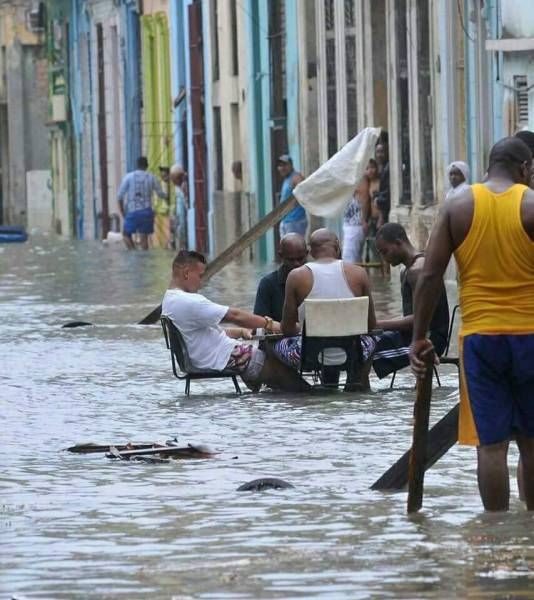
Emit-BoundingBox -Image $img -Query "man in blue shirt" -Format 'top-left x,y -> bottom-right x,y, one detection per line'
277,155 -> 306,237
253,233 -> 307,321
117,156 -> 168,250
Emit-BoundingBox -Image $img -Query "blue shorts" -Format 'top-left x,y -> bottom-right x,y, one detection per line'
460,334 -> 534,445
123,208 -> 154,235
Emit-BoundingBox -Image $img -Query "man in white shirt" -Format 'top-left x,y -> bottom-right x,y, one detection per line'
162,250 -> 310,392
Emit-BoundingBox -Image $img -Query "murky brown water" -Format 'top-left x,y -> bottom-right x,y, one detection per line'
1,237 -> 533,599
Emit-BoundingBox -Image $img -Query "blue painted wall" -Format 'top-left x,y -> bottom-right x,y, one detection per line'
122,1 -> 142,172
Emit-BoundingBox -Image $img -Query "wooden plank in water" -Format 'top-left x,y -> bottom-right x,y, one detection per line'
105,445 -> 217,459
407,363 -> 433,513
371,403 -> 459,491
66,443 -> 154,454
138,196 -> 298,325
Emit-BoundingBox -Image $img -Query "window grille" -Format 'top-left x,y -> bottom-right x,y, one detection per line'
515,75 -> 529,127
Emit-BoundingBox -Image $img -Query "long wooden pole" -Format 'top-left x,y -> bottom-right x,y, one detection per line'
371,403 -> 458,491
138,196 -> 298,325
407,362 -> 434,513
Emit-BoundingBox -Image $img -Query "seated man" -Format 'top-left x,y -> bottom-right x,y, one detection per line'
372,223 -> 449,378
253,233 -> 308,322
276,229 -> 377,388
162,250 -> 309,392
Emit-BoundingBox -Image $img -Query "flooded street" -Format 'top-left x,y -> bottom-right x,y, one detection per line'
1,238 -> 533,599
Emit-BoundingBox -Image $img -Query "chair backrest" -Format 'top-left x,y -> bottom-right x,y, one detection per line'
303,297 -> 369,337
160,316 -> 193,375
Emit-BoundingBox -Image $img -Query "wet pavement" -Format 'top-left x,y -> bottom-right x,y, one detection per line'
1,237 -> 533,599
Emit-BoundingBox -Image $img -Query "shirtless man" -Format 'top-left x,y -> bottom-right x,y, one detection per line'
277,229 -> 376,389
372,223 -> 449,379
410,137 -> 534,511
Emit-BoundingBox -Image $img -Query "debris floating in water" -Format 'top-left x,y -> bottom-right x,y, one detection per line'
61,321 -> 94,328
65,440 -> 217,462
237,478 -> 294,492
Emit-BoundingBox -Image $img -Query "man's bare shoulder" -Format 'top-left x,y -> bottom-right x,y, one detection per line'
286,264 -> 311,285
520,187 -> 534,238
342,261 -> 367,278
442,184 -> 474,216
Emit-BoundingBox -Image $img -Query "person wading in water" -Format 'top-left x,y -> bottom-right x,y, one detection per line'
410,137 -> 534,511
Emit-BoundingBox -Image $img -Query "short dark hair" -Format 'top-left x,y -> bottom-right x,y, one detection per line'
172,250 -> 207,271
515,130 -> 534,156
488,137 -> 532,172
137,156 -> 149,170
376,222 -> 409,243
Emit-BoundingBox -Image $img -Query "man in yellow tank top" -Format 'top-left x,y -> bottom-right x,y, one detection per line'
410,137 -> 534,512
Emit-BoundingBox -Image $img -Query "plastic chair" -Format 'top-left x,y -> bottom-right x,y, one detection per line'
388,304 -> 460,388
161,316 -> 242,396
300,297 -> 369,390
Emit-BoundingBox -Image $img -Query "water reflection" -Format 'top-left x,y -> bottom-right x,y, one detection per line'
1,237 -> 532,599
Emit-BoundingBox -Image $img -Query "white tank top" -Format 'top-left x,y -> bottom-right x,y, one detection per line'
298,260 -> 354,325
297,260 -> 355,365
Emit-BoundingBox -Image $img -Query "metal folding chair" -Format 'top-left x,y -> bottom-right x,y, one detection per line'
161,316 -> 242,396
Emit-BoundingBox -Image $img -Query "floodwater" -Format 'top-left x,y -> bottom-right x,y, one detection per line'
1,237 -> 533,600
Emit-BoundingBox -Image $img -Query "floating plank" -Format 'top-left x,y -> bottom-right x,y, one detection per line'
138,196 -> 298,325
371,403 -> 459,491
105,444 -> 217,459
66,442 -> 154,454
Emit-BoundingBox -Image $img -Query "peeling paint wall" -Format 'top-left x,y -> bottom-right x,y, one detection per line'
0,2 -> 50,227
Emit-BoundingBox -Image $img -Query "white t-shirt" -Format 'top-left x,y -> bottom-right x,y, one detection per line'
162,289 -> 237,371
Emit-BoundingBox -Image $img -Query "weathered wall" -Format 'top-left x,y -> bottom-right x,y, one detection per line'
0,2 -> 49,227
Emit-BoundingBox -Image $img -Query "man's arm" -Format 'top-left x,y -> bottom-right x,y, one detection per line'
410,206 -> 454,374
291,172 -> 305,188
281,270 -> 301,336
223,307 -> 280,332
117,176 -> 129,216
152,175 -> 168,200
253,277 -> 273,318
377,315 -> 413,331
376,263 -> 421,331
360,268 -> 377,332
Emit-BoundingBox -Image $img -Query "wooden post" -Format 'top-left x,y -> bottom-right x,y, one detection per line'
137,196 -> 298,324
407,361 -> 433,513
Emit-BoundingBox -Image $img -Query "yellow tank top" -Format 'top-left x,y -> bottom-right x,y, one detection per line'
454,183 -> 534,335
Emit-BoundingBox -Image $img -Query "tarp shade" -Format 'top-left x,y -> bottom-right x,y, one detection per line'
293,127 -> 381,218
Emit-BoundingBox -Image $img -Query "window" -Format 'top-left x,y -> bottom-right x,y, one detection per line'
345,0 -> 358,139
212,0 -> 219,81
230,0 -> 239,76
269,0 -> 286,120
515,75 -> 529,129
417,0 -> 434,204
213,107 -> 223,190
396,0 -> 411,204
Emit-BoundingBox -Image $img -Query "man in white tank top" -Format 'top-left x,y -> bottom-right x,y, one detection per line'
276,229 -> 377,388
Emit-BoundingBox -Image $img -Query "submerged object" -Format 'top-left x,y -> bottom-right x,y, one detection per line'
0,225 -> 28,243
61,321 -> 94,328
65,440 -> 217,461
237,478 -> 294,492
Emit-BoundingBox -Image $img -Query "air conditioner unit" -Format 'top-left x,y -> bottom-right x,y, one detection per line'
51,94 -> 66,122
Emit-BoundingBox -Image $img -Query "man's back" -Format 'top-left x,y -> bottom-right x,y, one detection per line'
451,182 -> 534,335
285,259 -> 375,333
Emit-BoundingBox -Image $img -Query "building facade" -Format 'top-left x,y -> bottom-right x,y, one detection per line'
0,1 -> 50,230
7,0 -> 531,260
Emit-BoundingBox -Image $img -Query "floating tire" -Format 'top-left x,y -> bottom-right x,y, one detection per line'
237,478 -> 294,492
